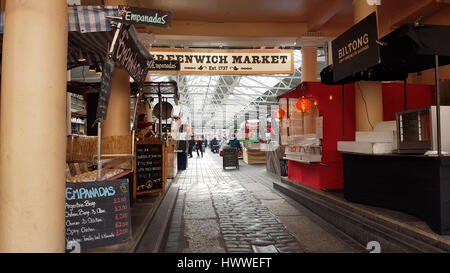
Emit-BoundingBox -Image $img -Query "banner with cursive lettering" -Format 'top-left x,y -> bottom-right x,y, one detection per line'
331,12 -> 380,82
113,24 -> 152,83
148,48 -> 294,75
118,6 -> 172,28
148,60 -> 180,71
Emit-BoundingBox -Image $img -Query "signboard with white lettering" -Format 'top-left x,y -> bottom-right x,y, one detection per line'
331,12 -> 380,82
65,179 -> 132,250
113,24 -> 152,83
96,56 -> 115,122
148,48 -> 294,75
134,141 -> 167,199
118,6 -> 172,28
148,59 -> 180,71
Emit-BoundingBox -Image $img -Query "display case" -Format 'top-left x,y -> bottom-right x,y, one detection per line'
396,106 -> 450,154
279,97 -> 323,164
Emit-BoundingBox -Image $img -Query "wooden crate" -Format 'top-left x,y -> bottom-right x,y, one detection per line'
266,145 -> 285,175
243,147 -> 266,165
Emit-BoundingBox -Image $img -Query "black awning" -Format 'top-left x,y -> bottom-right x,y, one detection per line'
68,31 -> 115,70
321,24 -> 450,85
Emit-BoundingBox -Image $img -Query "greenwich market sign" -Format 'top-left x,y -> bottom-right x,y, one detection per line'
118,6 -> 171,28
148,48 -> 294,74
331,12 -> 380,82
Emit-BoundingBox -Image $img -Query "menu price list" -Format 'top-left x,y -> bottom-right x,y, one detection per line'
65,179 -> 132,251
136,144 -> 163,192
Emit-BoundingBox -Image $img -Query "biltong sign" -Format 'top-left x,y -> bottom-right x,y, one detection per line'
331,12 -> 380,82
118,6 -> 172,28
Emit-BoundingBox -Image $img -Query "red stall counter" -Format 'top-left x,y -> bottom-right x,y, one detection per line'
280,82 -> 356,191
281,82 -> 435,191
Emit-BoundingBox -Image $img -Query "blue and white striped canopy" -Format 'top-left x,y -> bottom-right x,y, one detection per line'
0,6 -> 118,34
68,6 -> 118,33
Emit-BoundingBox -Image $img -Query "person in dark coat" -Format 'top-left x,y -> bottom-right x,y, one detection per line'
211,137 -> 219,153
188,135 -> 195,158
203,136 -> 208,153
228,135 -> 242,151
196,137 -> 204,158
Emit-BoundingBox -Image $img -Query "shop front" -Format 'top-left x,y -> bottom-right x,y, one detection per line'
320,18 -> 450,235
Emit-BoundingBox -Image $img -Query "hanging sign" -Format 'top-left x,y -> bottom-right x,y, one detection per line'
113,24 -> 151,83
148,48 -> 294,75
331,12 -> 380,82
65,179 -> 132,250
95,56 -> 115,122
148,59 -> 180,71
118,6 -> 172,28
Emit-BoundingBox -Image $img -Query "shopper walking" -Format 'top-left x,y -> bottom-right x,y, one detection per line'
211,137 -> 219,153
196,137 -> 204,158
188,135 -> 195,158
203,136 -> 208,153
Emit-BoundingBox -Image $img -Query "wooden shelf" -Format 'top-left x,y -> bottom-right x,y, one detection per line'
283,156 -> 321,165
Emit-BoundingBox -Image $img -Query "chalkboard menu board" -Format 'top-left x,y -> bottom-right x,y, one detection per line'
96,57 -> 115,122
65,179 -> 131,250
134,140 -> 166,198
223,148 -> 239,169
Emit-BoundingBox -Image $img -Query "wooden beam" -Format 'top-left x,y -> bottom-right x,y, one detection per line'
390,0 -> 448,27
137,21 -> 308,38
307,0 -> 349,32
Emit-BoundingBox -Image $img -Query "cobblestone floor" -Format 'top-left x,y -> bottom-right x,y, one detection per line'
164,151 -> 363,253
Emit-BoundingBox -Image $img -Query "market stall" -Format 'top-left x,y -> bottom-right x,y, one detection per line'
239,119 -> 266,164
320,22 -> 450,235
130,81 -> 180,195
279,82 -> 356,190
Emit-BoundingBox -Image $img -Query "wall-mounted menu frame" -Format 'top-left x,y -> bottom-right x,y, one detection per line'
133,140 -> 167,199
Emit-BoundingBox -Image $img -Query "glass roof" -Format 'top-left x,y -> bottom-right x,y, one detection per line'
149,49 -> 325,135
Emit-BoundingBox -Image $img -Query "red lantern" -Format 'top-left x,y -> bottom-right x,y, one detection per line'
296,98 -> 313,112
274,108 -> 286,119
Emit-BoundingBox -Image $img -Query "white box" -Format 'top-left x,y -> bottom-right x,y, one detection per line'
355,131 -> 395,143
338,141 -> 395,154
374,121 -> 397,132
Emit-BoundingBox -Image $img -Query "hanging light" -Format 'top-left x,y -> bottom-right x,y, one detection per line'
274,108 -> 286,119
95,65 -> 102,75
88,65 -> 96,72
77,48 -> 86,62
296,97 -> 313,112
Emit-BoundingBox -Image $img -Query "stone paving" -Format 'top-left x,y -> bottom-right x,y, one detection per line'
163,151 -> 363,253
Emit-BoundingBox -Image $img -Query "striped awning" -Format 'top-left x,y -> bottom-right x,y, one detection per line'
68,31 -> 115,69
0,6 -> 121,69
68,6 -> 118,33
0,6 -> 118,34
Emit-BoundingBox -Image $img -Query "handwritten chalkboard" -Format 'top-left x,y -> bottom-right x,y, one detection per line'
96,57 -> 115,122
223,148 -> 239,169
134,141 -> 166,198
65,179 -> 131,251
